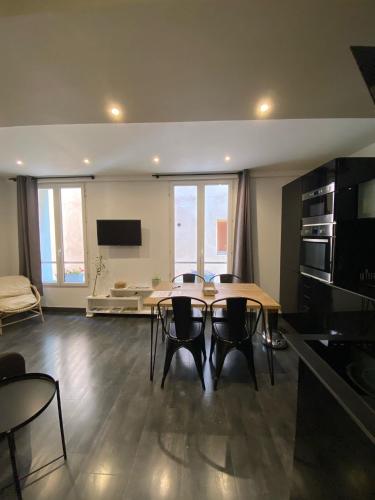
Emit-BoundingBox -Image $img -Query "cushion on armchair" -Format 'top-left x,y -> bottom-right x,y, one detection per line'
0,275 -> 33,299
0,276 -> 38,313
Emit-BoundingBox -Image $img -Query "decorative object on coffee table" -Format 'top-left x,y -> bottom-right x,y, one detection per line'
92,256 -> 106,297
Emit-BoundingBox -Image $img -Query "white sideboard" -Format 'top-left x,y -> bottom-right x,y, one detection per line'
86,286 -> 154,317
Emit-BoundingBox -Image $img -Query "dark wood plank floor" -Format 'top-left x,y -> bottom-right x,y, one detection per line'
0,312 -> 298,500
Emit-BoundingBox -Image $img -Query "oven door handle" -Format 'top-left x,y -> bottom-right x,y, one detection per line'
302,238 -> 329,243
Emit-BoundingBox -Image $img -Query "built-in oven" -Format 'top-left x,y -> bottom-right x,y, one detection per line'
300,224 -> 334,283
302,182 -> 335,225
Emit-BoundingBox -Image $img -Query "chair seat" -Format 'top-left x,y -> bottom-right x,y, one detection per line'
169,322 -> 203,341
213,322 -> 249,342
0,293 -> 38,313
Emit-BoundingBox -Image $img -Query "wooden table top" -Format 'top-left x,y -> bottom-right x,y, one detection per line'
143,282 -> 280,310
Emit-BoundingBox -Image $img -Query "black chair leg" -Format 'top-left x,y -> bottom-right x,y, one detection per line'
200,334 -> 207,361
209,334 -> 216,361
240,342 -> 258,391
214,341 -> 229,390
190,343 -> 206,390
161,340 -> 176,389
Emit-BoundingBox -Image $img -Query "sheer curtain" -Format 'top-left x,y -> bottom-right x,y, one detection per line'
16,176 -> 43,294
232,169 -> 254,282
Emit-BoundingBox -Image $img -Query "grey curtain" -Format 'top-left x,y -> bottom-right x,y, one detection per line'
232,169 -> 254,282
17,176 -> 43,294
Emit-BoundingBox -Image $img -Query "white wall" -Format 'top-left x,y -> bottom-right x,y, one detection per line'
0,178 -> 18,276
250,172 -> 300,302
350,141 -> 375,157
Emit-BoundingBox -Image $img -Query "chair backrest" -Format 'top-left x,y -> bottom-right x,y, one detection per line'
0,275 -> 32,299
211,297 -> 263,340
172,296 -> 193,339
172,273 -> 205,284
210,273 -> 242,283
158,296 -> 207,340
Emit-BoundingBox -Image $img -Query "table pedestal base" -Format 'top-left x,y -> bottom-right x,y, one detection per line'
261,330 -> 288,350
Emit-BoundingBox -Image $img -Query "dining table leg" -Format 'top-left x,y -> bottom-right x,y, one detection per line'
150,306 -> 154,381
263,310 -> 275,385
150,306 -> 161,381
262,311 -> 287,350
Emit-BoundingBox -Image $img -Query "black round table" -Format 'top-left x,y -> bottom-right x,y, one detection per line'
0,373 -> 67,500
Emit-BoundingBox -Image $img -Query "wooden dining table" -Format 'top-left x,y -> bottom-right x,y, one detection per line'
143,282 -> 280,384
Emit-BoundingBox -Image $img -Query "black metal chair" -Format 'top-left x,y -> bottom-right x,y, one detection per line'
210,274 -> 242,322
209,297 -> 263,391
172,273 -> 205,283
158,296 -> 208,390
172,273 -> 205,322
209,273 -> 242,283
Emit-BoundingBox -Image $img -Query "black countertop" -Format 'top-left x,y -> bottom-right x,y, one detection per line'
279,318 -> 375,445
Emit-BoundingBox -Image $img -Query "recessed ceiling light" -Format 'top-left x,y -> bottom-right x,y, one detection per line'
153,156 -> 160,164
83,158 -> 90,164
16,160 -> 24,165
111,107 -> 120,116
107,103 -> 124,120
256,100 -> 272,116
224,155 -> 231,162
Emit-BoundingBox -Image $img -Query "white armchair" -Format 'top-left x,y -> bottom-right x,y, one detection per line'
0,276 -> 44,335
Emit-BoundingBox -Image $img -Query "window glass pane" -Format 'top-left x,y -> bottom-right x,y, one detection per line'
174,263 -> 200,281
38,188 -> 57,283
204,184 -> 229,281
61,187 -> 85,283
174,185 -> 197,278
41,263 -> 57,284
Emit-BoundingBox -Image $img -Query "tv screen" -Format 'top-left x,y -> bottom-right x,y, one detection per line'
97,220 -> 142,246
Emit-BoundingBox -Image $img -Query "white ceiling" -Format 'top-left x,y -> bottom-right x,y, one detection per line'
1,119 -> 374,177
0,1 -> 374,178
0,0 -> 375,127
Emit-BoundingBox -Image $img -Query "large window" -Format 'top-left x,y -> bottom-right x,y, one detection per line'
172,180 -> 234,281
38,185 -> 87,285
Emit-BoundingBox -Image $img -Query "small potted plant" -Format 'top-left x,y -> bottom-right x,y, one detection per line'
152,275 -> 161,288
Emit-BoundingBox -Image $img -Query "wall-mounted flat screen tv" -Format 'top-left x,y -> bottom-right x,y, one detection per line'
97,220 -> 142,246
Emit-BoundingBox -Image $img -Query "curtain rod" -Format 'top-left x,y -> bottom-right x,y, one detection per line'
9,175 -> 95,182
152,171 -> 240,178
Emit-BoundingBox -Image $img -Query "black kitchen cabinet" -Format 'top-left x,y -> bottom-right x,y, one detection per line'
280,156 -> 375,500
301,159 -> 336,193
280,177 -> 302,315
334,158 -> 375,299
290,358 -> 375,500
335,157 -> 375,190
280,177 -> 302,273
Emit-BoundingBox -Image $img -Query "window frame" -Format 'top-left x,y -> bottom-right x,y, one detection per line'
38,182 -> 89,287
169,178 -> 236,280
